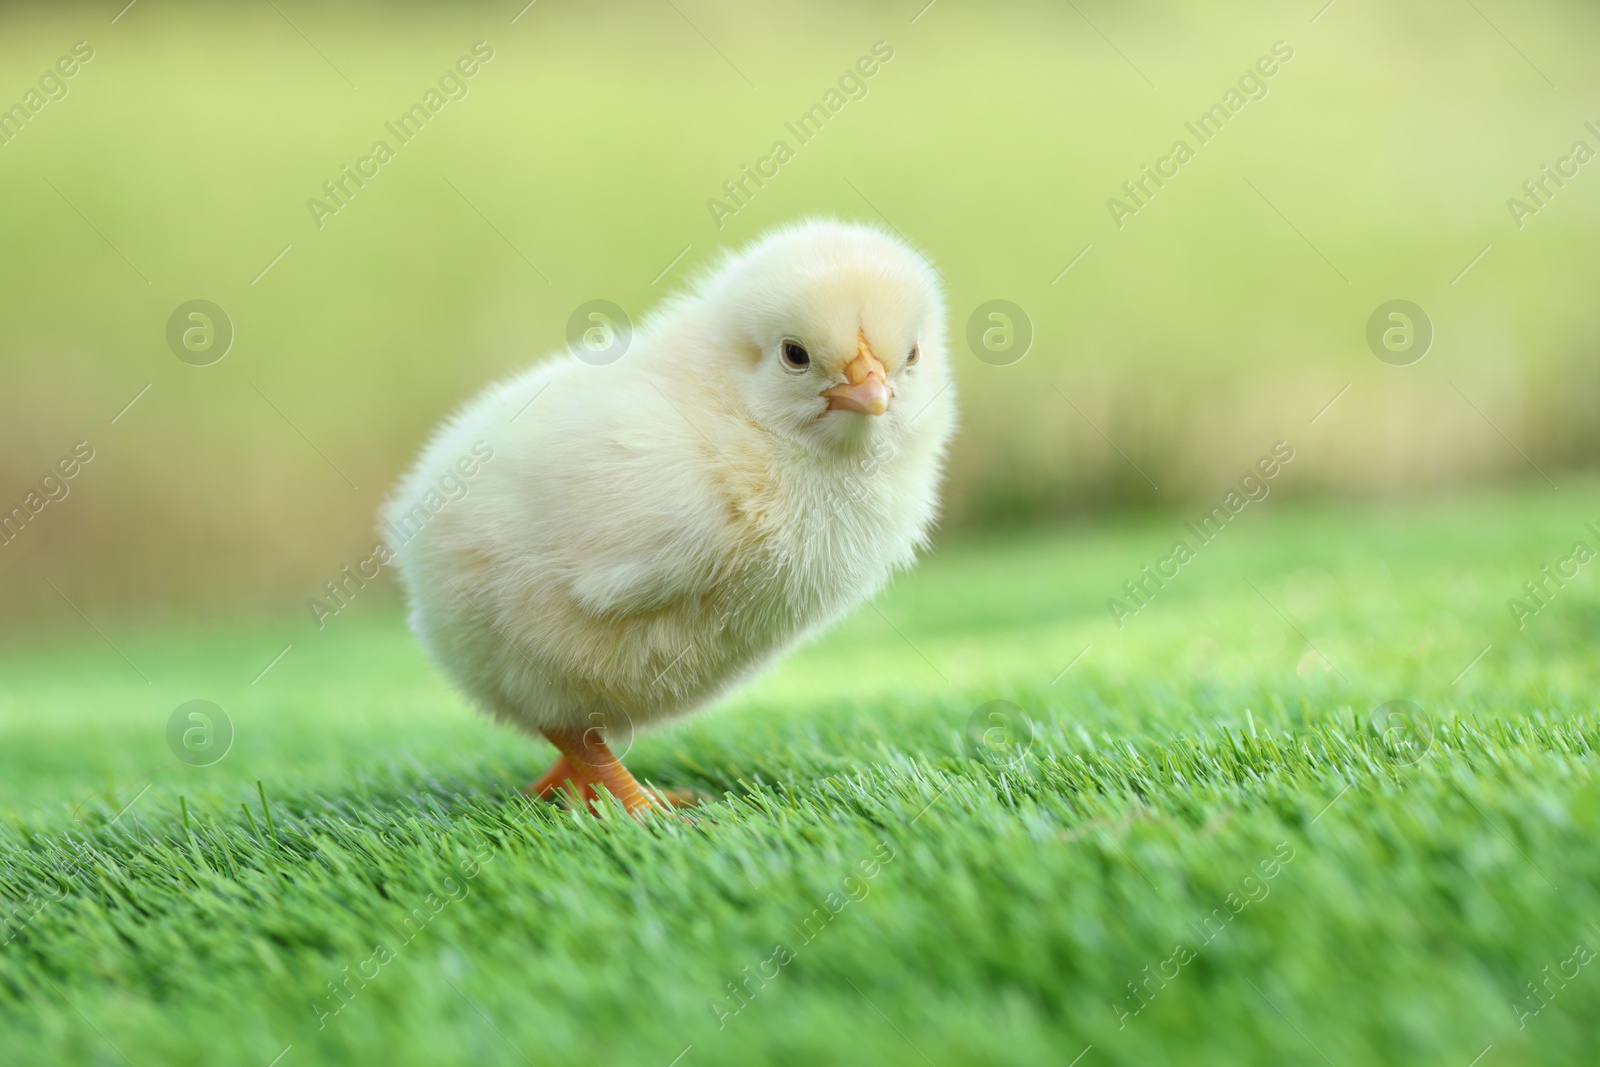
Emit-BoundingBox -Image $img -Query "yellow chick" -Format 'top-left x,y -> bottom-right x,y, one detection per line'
383,219 -> 956,814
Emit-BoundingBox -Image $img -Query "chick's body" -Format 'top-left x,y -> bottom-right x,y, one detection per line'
385,221 -> 955,785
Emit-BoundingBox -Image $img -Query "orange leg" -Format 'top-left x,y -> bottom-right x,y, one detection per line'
540,725 -> 660,816
525,753 -> 599,804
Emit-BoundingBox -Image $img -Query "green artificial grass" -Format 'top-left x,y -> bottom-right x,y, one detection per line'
3,484 -> 1600,1066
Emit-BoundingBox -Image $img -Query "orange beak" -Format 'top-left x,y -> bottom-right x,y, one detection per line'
820,331 -> 891,416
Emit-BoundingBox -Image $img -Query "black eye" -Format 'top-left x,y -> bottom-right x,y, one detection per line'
907,343 -> 920,365
781,340 -> 810,369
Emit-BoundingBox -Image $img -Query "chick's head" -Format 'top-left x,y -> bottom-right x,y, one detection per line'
707,220 -> 951,455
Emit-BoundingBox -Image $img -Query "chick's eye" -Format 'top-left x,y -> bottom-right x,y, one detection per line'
907,343 -> 920,366
781,340 -> 810,370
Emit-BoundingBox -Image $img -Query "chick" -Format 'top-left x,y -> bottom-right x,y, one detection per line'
383,219 -> 956,814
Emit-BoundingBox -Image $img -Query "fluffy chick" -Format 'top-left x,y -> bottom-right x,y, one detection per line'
383,219 -> 956,814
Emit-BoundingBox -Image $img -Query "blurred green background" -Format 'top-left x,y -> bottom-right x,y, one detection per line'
1,0 -> 1597,628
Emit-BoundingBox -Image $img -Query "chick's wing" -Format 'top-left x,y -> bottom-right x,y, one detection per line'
535,382 -> 736,620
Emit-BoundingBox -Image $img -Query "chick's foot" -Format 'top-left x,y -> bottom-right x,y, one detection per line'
539,726 -> 679,819
525,754 -> 599,804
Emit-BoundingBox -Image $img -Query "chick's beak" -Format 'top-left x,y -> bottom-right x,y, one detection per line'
820,332 -> 891,416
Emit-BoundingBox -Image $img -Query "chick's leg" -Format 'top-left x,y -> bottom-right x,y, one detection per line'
540,726 -> 659,816
525,754 -> 598,804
